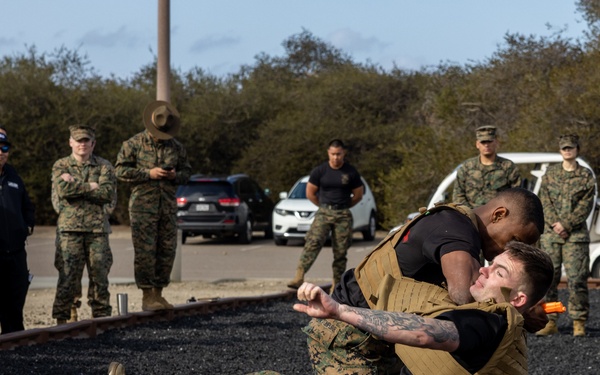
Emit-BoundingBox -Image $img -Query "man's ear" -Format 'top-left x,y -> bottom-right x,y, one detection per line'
491,207 -> 508,223
511,291 -> 527,309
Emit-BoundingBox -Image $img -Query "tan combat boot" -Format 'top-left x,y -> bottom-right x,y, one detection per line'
287,268 -> 305,289
56,319 -> 67,325
573,320 -> 585,337
141,288 -> 164,311
153,287 -> 174,309
67,305 -> 78,323
535,320 -> 558,336
108,361 -> 126,375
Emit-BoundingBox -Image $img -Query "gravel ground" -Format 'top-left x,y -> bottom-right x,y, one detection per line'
1,289 -> 599,375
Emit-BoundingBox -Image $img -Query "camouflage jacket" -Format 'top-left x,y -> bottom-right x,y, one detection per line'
52,154 -> 116,233
114,130 -> 191,214
539,162 -> 595,243
452,155 -> 521,208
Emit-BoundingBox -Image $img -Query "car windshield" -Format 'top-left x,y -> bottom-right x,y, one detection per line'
177,181 -> 234,198
289,182 -> 307,199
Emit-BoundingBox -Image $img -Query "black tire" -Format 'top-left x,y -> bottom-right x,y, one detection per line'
264,223 -> 274,239
274,237 -> 288,246
362,212 -> 377,241
238,220 -> 252,244
592,260 -> 600,279
181,232 -> 187,244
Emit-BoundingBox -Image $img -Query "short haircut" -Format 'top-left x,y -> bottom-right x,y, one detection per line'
504,241 -> 554,307
496,188 -> 544,234
328,139 -> 345,149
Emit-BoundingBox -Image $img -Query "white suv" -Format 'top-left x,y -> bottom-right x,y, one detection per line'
402,153 -> 600,277
272,175 -> 377,246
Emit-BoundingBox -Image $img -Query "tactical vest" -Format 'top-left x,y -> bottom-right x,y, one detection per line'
374,274 -> 527,375
354,203 -> 479,309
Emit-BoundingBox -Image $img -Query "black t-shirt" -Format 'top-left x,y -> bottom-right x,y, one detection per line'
309,162 -> 362,206
332,210 -> 481,307
400,310 -> 507,374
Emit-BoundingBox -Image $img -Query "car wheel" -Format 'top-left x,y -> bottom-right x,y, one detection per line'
181,232 -> 187,245
274,237 -> 288,246
264,223 -> 274,239
362,212 -> 376,241
238,220 -> 253,244
592,260 -> 600,279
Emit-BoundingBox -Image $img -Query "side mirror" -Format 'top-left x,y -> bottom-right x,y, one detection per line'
279,192 -> 288,200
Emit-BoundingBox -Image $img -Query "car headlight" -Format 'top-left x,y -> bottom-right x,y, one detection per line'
275,208 -> 292,216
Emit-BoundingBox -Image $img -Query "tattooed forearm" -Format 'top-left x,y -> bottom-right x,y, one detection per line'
342,306 -> 459,348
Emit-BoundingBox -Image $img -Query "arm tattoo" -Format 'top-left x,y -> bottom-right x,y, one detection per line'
348,307 -> 459,344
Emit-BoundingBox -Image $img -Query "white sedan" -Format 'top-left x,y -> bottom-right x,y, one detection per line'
272,175 -> 377,246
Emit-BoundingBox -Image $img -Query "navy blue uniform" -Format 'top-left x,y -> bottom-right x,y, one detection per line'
0,164 -> 35,334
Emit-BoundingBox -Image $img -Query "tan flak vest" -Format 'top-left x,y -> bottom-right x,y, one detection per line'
354,204 -> 527,375
375,274 -> 527,375
355,203 -> 479,309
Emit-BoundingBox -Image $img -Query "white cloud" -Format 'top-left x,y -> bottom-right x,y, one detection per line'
327,28 -> 388,53
78,26 -> 139,48
190,35 -> 241,54
0,36 -> 17,47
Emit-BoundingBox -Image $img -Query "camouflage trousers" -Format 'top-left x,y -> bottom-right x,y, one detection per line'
541,237 -> 590,321
52,232 -> 113,320
130,210 -> 177,289
299,207 -> 353,284
303,318 -> 400,374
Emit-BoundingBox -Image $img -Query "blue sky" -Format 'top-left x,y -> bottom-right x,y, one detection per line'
0,1 -> 588,79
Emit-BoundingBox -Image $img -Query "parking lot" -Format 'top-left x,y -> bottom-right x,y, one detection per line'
26,226 -> 385,289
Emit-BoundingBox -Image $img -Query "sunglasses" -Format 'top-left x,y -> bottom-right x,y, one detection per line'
0,145 -> 9,153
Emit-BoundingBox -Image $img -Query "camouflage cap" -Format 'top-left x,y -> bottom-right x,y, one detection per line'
558,134 -> 579,149
69,125 -> 96,141
476,126 -> 497,141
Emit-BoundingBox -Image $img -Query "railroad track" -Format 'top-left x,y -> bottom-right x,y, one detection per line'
2,279 -> 599,350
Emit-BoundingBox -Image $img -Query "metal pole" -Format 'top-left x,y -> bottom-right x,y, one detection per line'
171,230 -> 182,282
157,0 -> 170,102
158,0 -> 181,282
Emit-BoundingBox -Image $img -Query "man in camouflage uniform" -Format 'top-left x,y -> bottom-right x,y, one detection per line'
51,164 -> 116,323
536,134 -> 595,337
287,139 -> 364,292
115,100 -> 191,311
294,242 -> 554,375
300,188 -> 546,373
52,125 -> 116,325
452,125 -> 521,208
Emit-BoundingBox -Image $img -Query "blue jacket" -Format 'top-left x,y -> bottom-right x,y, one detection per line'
0,164 -> 35,253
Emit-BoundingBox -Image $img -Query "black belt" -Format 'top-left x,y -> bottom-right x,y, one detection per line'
320,203 -> 350,210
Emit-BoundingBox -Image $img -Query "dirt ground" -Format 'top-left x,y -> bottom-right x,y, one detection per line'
23,278 -> 315,330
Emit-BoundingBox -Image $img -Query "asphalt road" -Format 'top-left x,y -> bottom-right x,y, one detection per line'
26,226 -> 384,289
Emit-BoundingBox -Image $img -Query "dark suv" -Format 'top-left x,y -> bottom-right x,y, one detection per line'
176,174 -> 274,244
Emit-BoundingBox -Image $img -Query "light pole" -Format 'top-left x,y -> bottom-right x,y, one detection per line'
157,0 -> 170,102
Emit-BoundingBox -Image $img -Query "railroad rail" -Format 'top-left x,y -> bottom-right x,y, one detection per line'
1,279 -> 599,351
